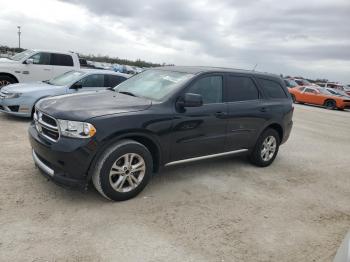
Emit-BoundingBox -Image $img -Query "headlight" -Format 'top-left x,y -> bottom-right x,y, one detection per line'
2,92 -> 22,99
57,120 -> 96,138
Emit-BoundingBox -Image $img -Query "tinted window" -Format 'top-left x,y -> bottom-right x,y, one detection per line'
78,74 -> 105,88
51,54 -> 74,66
29,52 -> 50,65
226,76 -> 259,102
304,88 -> 316,93
106,75 -> 127,87
259,79 -> 287,99
188,76 -> 223,104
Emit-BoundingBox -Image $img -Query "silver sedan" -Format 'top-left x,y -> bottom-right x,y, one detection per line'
0,69 -> 129,118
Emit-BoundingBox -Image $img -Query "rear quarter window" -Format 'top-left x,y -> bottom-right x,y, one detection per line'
258,78 -> 287,99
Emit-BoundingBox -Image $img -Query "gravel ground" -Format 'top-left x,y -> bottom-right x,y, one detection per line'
0,104 -> 350,262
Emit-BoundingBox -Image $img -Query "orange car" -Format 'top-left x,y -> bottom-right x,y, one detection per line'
288,86 -> 350,110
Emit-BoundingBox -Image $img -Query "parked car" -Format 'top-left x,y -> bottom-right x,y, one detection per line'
325,87 -> 350,98
79,58 -> 95,69
284,79 -> 300,89
333,85 -> 350,96
288,86 -> 350,110
29,66 -> 293,201
0,49 -> 80,88
0,69 -> 129,117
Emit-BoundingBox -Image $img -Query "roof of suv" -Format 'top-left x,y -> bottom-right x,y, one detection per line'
156,66 -> 280,79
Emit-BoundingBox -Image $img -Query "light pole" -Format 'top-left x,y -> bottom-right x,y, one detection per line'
17,26 -> 21,49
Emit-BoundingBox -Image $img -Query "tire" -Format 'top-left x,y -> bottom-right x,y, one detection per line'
0,75 -> 16,89
291,94 -> 296,103
324,100 -> 336,110
92,140 -> 153,201
249,128 -> 280,167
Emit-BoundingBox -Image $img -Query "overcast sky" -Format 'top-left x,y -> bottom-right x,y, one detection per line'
1,0 -> 349,83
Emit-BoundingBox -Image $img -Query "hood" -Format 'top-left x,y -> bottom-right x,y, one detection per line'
36,90 -> 152,121
0,58 -> 13,62
0,58 -> 18,66
1,81 -> 61,93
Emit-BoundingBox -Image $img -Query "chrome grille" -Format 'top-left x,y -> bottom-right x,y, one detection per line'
34,109 -> 60,142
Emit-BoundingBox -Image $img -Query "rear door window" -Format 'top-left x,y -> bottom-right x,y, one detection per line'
51,54 -> 74,66
226,76 -> 259,102
258,79 -> 287,99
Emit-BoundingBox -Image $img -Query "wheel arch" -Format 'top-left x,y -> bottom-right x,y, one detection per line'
261,122 -> 284,143
0,72 -> 19,83
87,131 -> 162,181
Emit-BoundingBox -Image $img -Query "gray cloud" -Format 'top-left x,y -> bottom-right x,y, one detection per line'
2,0 -> 350,82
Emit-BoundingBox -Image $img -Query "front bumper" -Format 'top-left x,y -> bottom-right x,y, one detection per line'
0,97 -> 32,117
29,122 -> 98,189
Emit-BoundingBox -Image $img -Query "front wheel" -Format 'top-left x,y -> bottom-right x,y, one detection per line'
0,75 -> 16,89
92,140 -> 153,201
249,128 -> 280,167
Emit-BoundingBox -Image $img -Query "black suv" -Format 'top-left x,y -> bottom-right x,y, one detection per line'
29,66 -> 293,201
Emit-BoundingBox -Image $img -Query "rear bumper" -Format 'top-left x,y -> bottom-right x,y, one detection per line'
28,122 -> 98,189
281,120 -> 293,144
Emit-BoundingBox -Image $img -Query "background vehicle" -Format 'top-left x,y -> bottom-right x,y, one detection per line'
284,79 -> 301,89
29,66 -> 293,201
288,86 -> 350,110
0,49 -> 80,88
325,87 -> 350,98
0,69 -> 129,117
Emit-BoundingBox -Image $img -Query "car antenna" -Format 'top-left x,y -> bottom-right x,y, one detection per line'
252,64 -> 258,71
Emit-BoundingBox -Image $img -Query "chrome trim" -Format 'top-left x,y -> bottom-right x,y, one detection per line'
38,119 -> 58,130
32,150 -> 54,177
34,109 -> 60,142
165,149 -> 248,166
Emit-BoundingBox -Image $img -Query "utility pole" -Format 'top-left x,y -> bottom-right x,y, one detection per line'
17,26 -> 21,49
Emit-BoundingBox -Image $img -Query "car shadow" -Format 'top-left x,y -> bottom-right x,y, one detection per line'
0,113 -> 32,122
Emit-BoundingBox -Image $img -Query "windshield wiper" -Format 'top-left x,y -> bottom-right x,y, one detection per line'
118,91 -> 137,97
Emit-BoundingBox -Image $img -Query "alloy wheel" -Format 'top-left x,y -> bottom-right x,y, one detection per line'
260,136 -> 277,162
0,80 -> 11,87
109,153 -> 146,193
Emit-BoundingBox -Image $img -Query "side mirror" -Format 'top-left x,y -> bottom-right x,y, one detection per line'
71,82 -> 82,89
24,58 -> 34,64
177,93 -> 203,108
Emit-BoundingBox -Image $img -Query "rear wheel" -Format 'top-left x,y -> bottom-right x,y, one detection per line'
92,140 -> 153,201
249,128 -> 280,167
324,100 -> 336,110
0,75 -> 16,89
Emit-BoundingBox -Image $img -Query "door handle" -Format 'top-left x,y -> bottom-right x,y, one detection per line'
44,68 -> 51,71
215,111 -> 227,118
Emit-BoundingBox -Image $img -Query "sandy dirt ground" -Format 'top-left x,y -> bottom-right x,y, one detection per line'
0,104 -> 350,262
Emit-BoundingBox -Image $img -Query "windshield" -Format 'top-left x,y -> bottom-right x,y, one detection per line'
114,69 -> 194,101
316,88 -> 331,95
10,50 -> 35,61
48,70 -> 85,86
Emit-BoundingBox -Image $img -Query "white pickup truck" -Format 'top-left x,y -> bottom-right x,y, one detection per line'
0,50 -> 80,88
